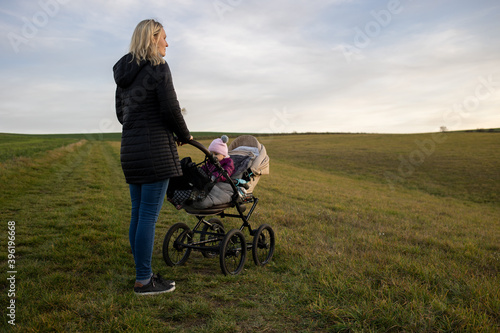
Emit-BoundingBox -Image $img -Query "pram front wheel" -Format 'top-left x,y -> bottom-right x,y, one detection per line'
200,218 -> 225,258
252,224 -> 275,266
163,222 -> 192,266
220,229 -> 247,275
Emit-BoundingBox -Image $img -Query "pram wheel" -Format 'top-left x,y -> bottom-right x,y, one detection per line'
200,218 -> 225,258
219,229 -> 247,275
163,223 -> 193,266
252,224 -> 275,266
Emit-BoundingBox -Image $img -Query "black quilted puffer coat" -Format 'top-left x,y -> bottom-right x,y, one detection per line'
113,53 -> 191,184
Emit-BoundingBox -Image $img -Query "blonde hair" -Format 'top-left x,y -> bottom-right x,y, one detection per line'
129,19 -> 165,66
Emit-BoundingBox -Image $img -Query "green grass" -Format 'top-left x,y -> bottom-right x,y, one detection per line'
267,132 -> 500,204
0,132 -> 499,332
0,134 -> 81,162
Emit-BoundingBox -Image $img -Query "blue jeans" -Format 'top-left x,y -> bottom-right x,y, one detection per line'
129,179 -> 169,281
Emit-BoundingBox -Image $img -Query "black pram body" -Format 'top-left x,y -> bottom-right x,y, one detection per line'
167,135 -> 269,211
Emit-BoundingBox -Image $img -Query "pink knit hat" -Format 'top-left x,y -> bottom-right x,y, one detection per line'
208,135 -> 229,157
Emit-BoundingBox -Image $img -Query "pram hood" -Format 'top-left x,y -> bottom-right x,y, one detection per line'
228,135 -> 270,176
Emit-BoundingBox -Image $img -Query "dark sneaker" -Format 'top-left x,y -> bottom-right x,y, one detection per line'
134,274 -> 175,295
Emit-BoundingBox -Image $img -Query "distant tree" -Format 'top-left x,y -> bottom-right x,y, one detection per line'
440,126 -> 448,133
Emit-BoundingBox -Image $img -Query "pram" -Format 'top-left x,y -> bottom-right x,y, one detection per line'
162,135 -> 274,275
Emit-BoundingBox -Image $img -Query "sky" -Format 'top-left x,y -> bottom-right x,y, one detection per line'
1,0 -> 499,135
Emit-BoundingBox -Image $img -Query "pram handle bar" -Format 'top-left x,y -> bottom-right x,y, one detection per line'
187,140 -> 218,165
187,139 -> 210,155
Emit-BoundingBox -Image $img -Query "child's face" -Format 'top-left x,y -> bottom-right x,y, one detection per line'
212,152 -> 224,161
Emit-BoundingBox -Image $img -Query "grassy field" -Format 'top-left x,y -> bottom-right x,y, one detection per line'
0,132 -> 499,332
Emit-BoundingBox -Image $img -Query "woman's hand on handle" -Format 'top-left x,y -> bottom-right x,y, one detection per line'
177,135 -> 193,146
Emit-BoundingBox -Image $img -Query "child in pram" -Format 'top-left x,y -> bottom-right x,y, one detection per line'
201,135 -> 234,183
167,135 -> 234,210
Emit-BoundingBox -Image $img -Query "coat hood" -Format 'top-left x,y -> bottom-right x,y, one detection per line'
113,53 -> 148,88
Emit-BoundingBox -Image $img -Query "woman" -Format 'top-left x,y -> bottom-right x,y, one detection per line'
113,19 -> 192,295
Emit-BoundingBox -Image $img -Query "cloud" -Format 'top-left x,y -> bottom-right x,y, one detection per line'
0,0 -> 499,134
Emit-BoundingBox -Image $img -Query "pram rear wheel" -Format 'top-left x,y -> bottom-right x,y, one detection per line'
252,224 -> 275,266
200,218 -> 225,258
220,229 -> 247,275
163,222 -> 192,266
